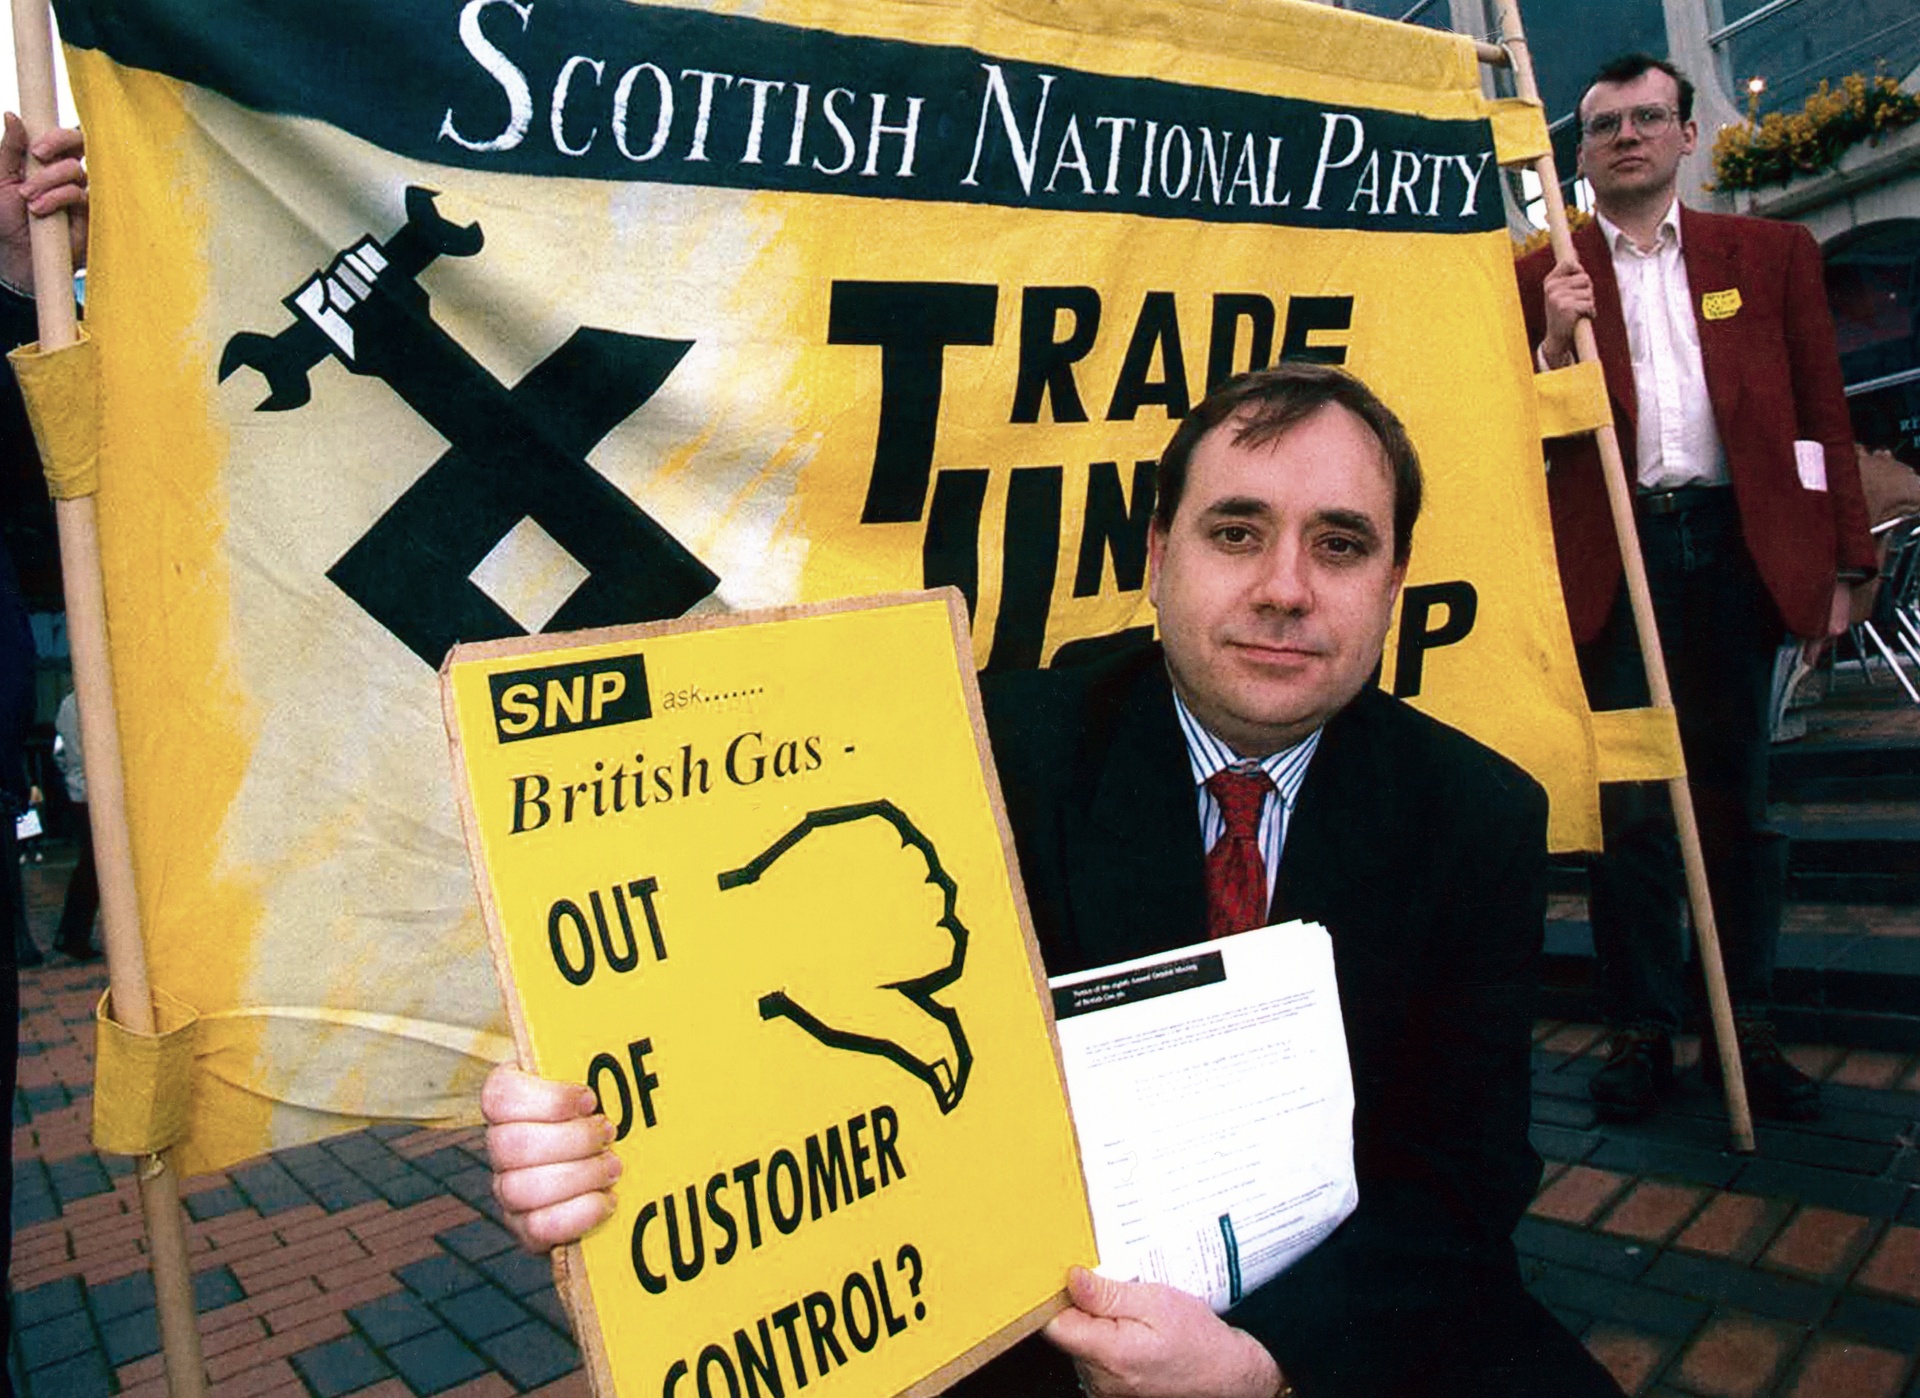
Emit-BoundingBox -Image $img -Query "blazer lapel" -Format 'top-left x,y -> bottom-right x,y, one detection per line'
1578,219 -> 1638,435
1679,207 -> 1744,434
1071,665 -> 1208,966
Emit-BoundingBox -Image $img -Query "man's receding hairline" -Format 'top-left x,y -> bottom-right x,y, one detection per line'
1579,65 -> 1684,122
1223,397 -> 1388,454
1229,400 -> 1398,491
1589,67 -> 1681,121
1162,402 -> 1397,523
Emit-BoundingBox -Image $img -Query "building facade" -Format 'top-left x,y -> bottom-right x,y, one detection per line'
1329,0 -> 1920,461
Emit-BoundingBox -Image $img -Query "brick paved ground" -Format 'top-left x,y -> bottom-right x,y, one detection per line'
10,856 -> 589,1398
1525,1023 -> 1920,1398
11,859 -> 1920,1396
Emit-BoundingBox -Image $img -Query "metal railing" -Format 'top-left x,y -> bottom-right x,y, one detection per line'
1707,0 -> 1920,116
1706,0 -> 1815,51
1845,365 -> 1920,399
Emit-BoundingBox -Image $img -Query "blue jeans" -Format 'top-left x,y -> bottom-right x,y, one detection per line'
1577,490 -> 1787,1033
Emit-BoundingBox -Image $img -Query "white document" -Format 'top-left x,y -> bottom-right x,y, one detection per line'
1794,439 -> 1829,492
1049,921 -> 1356,1314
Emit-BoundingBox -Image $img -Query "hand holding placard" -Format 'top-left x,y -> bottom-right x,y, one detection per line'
482,1066 -> 621,1253
1046,1268 -> 1284,1398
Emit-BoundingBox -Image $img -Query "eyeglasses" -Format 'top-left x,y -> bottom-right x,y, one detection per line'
1580,104 -> 1679,143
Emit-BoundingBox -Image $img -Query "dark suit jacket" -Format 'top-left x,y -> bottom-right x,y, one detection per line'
1515,207 -> 1875,644
2,286 -> 44,809
980,643 -> 1548,1398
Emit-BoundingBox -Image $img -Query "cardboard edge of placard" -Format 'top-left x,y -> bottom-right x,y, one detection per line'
437,644 -> 621,1398
900,1287 -> 1073,1398
940,590 -> 1100,1232
437,587 -> 1099,1398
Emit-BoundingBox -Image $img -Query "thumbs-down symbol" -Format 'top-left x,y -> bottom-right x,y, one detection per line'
716,802 -> 974,1113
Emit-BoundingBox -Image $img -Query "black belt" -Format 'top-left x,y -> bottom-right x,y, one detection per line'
1636,483 -> 1731,517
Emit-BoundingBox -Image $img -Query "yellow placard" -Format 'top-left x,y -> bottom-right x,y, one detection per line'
442,592 -> 1095,1398
1702,288 -> 1743,321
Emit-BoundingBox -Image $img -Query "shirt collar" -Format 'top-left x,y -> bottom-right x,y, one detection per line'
1170,688 -> 1322,804
1596,198 -> 1682,257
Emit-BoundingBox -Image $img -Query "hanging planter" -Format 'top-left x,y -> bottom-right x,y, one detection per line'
1711,73 -> 1920,193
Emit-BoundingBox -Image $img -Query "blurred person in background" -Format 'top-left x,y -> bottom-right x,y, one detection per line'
52,687 -> 97,960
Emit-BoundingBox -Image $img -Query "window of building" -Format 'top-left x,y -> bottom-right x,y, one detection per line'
1826,220 -> 1920,462
1713,0 -> 1920,119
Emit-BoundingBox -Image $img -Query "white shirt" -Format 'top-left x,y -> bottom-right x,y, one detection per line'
1595,203 -> 1729,491
1172,689 -> 1322,907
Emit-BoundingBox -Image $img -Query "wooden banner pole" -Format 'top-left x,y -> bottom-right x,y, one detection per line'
1486,0 -> 1755,1153
10,1 -> 214,1388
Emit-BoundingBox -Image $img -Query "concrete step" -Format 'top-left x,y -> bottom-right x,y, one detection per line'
1517,667 -> 1920,1045
1549,801 -> 1920,904
1776,799 -> 1920,902
1539,900 -> 1920,1053
1770,739 -> 1920,803
1767,661 -> 1920,802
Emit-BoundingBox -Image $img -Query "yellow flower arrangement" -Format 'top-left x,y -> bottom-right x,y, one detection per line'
1711,71 -> 1920,192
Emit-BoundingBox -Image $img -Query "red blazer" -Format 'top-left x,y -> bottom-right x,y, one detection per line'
1516,207 -> 1876,644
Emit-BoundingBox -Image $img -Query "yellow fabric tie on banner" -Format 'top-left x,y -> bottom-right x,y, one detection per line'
1489,96 -> 1552,166
1591,706 -> 1688,783
9,327 -> 100,499
1535,361 -> 1613,440
92,987 -> 199,1157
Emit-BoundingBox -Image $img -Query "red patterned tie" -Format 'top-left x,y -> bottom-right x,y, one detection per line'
1205,768 -> 1273,939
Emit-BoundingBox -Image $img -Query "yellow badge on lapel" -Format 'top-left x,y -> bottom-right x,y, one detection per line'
1702,288 -> 1742,321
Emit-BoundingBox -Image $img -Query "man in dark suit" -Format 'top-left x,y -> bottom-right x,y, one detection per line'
977,651 -> 1598,1398
1514,55 -> 1876,1123
481,363 -> 1624,1398
964,366 -> 1617,1398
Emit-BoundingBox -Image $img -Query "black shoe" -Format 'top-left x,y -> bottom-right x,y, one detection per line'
1589,1028 -> 1674,1122
1701,1019 -> 1820,1122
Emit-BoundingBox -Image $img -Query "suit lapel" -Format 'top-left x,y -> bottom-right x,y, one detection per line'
1268,695 -> 1410,1071
1679,207 -> 1744,433
1578,220 -> 1638,435
1071,664 -> 1208,965
1271,702 -> 1364,928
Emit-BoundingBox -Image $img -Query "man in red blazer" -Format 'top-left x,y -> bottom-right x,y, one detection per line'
1516,55 -> 1876,1123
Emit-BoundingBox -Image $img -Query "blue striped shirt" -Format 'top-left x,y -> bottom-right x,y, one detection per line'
1171,690 -> 1323,907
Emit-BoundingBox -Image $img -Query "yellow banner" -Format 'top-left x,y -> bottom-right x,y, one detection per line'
444,593 -> 1094,1397
56,0 -> 1603,1170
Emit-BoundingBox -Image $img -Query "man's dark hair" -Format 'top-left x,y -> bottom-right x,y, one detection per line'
1584,53 -> 1694,123
1153,362 -> 1423,566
